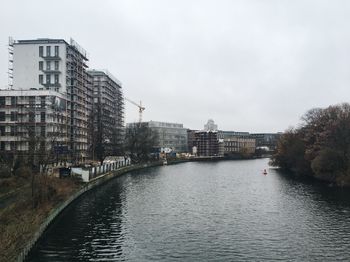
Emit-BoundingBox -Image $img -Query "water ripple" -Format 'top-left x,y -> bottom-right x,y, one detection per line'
27,159 -> 350,261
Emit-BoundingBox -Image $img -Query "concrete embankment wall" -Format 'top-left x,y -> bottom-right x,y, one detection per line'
17,161 -> 163,262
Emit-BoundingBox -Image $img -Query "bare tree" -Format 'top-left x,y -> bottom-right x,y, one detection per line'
125,123 -> 158,163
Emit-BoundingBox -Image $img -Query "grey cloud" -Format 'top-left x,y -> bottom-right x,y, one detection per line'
1,0 -> 350,132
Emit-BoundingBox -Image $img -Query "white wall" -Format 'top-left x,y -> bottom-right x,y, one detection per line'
13,42 -> 67,93
13,44 -> 38,90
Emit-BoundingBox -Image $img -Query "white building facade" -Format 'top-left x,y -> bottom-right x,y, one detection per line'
2,38 -> 93,163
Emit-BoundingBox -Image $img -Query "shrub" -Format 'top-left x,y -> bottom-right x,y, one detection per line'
0,165 -> 11,178
14,166 -> 32,178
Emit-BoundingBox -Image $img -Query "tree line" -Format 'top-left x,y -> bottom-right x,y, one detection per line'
270,103 -> 350,186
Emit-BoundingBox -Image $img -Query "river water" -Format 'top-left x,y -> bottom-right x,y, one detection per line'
27,159 -> 350,261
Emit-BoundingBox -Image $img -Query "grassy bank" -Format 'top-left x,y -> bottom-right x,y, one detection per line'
0,161 -> 164,262
0,176 -> 81,262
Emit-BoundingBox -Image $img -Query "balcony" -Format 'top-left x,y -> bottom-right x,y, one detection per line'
42,83 -> 61,88
41,69 -> 61,74
41,55 -> 61,61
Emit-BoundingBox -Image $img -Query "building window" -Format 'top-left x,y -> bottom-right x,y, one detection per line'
40,112 -> 45,122
54,74 -> 59,84
39,46 -> 43,57
0,126 -> 5,136
40,126 -> 45,137
0,97 -> 5,106
46,46 -> 51,57
10,126 -> 17,136
0,112 -> 5,121
54,61 -> 59,70
10,141 -> 16,151
46,74 -> 51,84
29,96 -> 35,106
29,112 -> 35,123
39,61 -> 43,70
55,46 -> 59,56
46,61 -> 51,70
10,112 -> 17,121
0,141 -> 5,151
40,96 -> 46,108
39,74 -> 43,84
11,97 -> 17,106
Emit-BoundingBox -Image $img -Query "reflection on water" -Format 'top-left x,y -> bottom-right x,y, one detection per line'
27,159 -> 350,261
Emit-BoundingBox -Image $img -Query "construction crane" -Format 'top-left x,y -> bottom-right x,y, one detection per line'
125,97 -> 145,123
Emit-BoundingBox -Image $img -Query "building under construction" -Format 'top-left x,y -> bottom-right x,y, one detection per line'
1,38 -> 94,163
0,89 -> 68,166
193,131 -> 219,157
88,70 -> 124,160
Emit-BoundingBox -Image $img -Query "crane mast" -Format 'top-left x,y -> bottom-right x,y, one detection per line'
125,97 -> 145,123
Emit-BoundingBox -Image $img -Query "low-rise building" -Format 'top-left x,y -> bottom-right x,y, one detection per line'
218,130 -> 250,139
250,133 -> 281,150
127,121 -> 188,153
223,136 -> 256,155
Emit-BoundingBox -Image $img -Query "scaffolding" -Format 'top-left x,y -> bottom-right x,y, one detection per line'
66,43 -> 90,163
8,37 -> 14,90
0,90 -> 69,169
88,70 -> 125,159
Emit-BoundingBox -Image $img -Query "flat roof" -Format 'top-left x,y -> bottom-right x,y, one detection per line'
15,38 -> 69,45
0,89 -> 67,99
88,69 -> 122,87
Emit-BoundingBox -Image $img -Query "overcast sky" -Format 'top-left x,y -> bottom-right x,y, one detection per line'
1,0 -> 350,132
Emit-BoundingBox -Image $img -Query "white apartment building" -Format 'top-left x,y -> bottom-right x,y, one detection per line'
2,38 -> 93,163
13,39 -> 68,93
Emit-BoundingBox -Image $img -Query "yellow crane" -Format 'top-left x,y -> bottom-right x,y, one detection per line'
125,97 -> 145,123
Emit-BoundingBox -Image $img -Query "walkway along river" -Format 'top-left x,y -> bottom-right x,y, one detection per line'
27,158 -> 350,261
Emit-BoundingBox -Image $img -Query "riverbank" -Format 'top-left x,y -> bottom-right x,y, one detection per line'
273,166 -> 350,188
0,176 -> 81,262
1,161 -> 165,262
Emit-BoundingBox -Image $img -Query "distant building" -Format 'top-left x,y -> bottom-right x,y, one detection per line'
204,119 -> 218,131
250,133 -> 281,150
187,129 -> 197,153
223,136 -> 256,155
188,120 -> 220,156
193,131 -> 219,156
218,130 -> 250,139
127,121 -> 188,153
218,130 -> 256,156
218,139 -> 225,156
88,70 -> 124,158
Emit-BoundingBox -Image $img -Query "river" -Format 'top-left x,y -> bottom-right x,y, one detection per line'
27,159 -> 350,261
